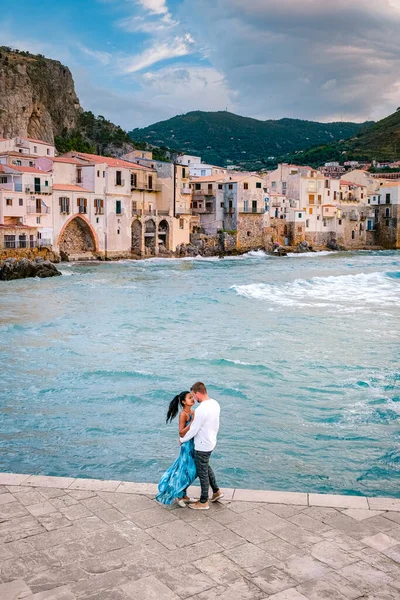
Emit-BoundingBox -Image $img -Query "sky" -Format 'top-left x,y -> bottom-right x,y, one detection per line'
2,0 -> 400,130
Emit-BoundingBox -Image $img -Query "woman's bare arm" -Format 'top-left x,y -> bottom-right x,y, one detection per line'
179,411 -> 193,437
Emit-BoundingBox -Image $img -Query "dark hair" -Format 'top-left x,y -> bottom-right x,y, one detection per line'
166,391 -> 190,423
191,381 -> 207,394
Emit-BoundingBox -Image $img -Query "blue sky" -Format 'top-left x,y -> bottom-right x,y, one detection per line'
2,0 -> 400,129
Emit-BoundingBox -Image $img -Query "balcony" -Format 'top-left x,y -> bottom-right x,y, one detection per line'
349,211 -> 358,221
25,185 -> 52,195
78,206 -> 87,215
193,189 -> 215,196
14,183 -> 23,192
133,183 -> 162,192
15,137 -> 30,148
1,238 -> 51,250
191,205 -> 214,214
27,204 -> 51,214
181,187 -> 192,194
224,208 -> 235,215
115,179 -> 125,187
175,206 -> 190,215
132,208 -> 143,216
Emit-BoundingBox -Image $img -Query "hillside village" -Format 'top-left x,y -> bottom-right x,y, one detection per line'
0,135 -> 399,261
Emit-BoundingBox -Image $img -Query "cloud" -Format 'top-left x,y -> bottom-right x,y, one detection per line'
137,0 -> 168,15
77,44 -> 112,65
119,34 -> 194,73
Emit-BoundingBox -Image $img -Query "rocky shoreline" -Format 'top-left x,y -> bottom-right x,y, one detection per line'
0,257 -> 62,281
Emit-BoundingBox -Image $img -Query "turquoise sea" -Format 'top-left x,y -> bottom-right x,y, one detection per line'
0,250 -> 399,497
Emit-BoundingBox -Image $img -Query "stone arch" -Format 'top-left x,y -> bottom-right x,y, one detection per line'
131,219 -> 142,253
144,219 -> 156,249
158,219 -> 169,251
58,216 -> 97,257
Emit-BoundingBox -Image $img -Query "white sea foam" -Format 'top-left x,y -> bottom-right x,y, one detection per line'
286,250 -> 338,258
232,271 -> 400,310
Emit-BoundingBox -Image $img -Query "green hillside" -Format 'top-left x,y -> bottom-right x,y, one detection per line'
129,111 -> 372,167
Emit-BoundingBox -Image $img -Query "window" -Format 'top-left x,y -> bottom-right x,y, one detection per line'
327,190 -> 330,196
37,217 -> 41,224
361,193 -> 364,199
340,192 -> 343,200
360,223 -> 363,232
116,171 -> 122,186
103,171 -> 105,178
0,176 -> 7,183
59,197 -> 70,214
386,193 -> 391,204
201,169 -> 206,176
386,219 -> 390,226
271,181 -> 277,189
19,198 -> 23,206
228,184 -> 233,190
252,200 -> 257,213
77,197 -> 87,214
244,182 -> 249,190
378,196 -> 381,204
367,220 -> 373,231
195,183 -> 201,190
76,168 -> 82,184
47,149 -> 50,156
117,228 -> 120,235
220,202 -> 224,208
97,170 -> 100,177
298,213 -> 302,219
4,235 -> 16,248
325,180 -> 329,188
29,161 -> 34,167
323,219 -> 327,227
256,182 -> 262,188
19,234 -> 27,248
179,218 -> 184,229
116,200 -> 122,215
148,175 -> 153,189
351,230 -> 355,240
309,207 -> 313,214
208,183 -> 213,190
94,198 -> 104,215
338,219 -> 342,225
309,194 -> 315,204
33,146 -> 37,153
218,184 -> 223,190
282,182 -> 287,191
368,198 -> 371,204
385,207 -> 390,218
244,200 -> 249,212
306,219 -> 309,227
6,198 -> 12,206
16,160 -> 22,166
131,173 -> 137,188
182,167 -> 186,178
333,191 -> 337,200
318,194 -> 322,204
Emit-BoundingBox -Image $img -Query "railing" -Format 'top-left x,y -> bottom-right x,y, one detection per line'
193,189 -> 215,196
25,185 -> 53,194
240,208 -> 264,214
132,208 -> 143,216
224,208 -> 235,215
116,208 -> 125,216
78,206 -> 87,214
181,187 -> 192,194
1,239 -> 51,249
27,205 -> 51,214
158,210 -> 170,216
191,206 -> 214,214
115,179 -> 125,187
132,183 -> 162,192
14,183 -> 23,192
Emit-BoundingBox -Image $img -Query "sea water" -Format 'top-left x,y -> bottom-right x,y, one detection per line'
0,250 -> 399,497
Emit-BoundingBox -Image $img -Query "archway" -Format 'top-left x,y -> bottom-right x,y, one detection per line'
144,219 -> 156,250
131,220 -> 142,253
59,216 -> 96,257
158,219 -> 169,251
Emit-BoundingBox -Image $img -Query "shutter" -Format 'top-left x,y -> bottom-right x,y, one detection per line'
94,199 -> 97,207
77,198 -> 80,207
100,199 -> 104,208
84,198 -> 87,207
59,197 -> 62,206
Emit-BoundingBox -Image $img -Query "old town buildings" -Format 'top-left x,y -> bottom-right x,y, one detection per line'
0,135 -> 399,258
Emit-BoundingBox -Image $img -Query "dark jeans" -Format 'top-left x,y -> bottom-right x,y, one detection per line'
195,450 -> 219,503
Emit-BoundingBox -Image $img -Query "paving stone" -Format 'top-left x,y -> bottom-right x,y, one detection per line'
116,481 -> 159,495
227,502 -> 263,514
310,540 -> 359,569
354,547 -> 400,576
50,497 -> 79,510
324,513 -> 380,540
165,540 -> 224,567
4,538 -> 36,556
59,504 -> 94,521
208,508 -> 238,525
28,525 -> 83,551
47,540 -> 93,565
193,552 -> 245,585
30,586 -> 76,599
68,479 -> 120,493
309,493 -> 369,509
95,508 -> 126,524
0,492 -> 17,506
0,473 -> 30,486
368,498 -> 400,512
188,579 -> 266,599
387,527 -> 400,542
299,506 -> 339,522
0,579 -> 32,599
83,529 -> 131,555
146,520 -> 207,550
287,512 -> 331,534
26,502 -> 58,517
258,537 -> 299,561
121,575 -> 180,599
112,519 -> 157,545
37,488 -> 68,500
342,509 -> 383,521
24,476 -> 75,489
80,553 -> 124,574
14,491 -> 45,507
267,590 -> 309,600
157,563 -> 217,599
0,484 -> 9,494
384,512 -> 400,526
37,512 -> 73,532
128,506 -> 178,529
25,565 -> 88,595
264,504 -> 305,519
0,501 -> 29,520
74,515 -> 110,535
0,540 -> 14,558
322,529 -> 367,551
234,489 -> 307,506
383,544 -> 400,563
0,556 -> 31,582
208,527 -> 245,549
249,565 -> 299,595
272,523 -> 323,548
280,554 -> 331,583
226,516 -> 277,544
224,542 -> 276,573
242,506 -> 289,532
362,533 -> 400,551
339,560 -> 393,593
71,569 -> 129,598
80,496 -> 111,512
363,515 -> 400,532
67,490 -> 97,500
0,516 -> 45,543
361,587 -> 400,599
297,571 -> 363,599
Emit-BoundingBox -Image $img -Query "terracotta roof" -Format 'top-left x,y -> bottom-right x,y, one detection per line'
67,152 -> 154,170
340,179 -> 362,187
0,223 -> 38,229
189,175 -> 226,183
52,157 -> 90,165
0,151 -> 39,159
53,184 -> 92,192
380,181 -> 400,187
24,137 -> 53,145
322,204 -> 337,208
6,165 -> 50,174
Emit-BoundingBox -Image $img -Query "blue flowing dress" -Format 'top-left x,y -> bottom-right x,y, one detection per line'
156,415 -> 197,505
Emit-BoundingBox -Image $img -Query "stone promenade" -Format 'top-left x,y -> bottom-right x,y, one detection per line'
1,474 -> 400,600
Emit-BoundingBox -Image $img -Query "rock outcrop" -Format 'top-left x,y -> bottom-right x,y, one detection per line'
0,257 -> 62,280
0,48 -> 81,143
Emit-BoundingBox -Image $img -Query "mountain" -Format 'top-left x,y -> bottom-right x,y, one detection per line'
129,111 -> 373,167
284,108 -> 400,167
0,47 -> 134,156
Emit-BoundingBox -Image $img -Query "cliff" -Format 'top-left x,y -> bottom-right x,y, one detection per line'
0,48 -> 81,144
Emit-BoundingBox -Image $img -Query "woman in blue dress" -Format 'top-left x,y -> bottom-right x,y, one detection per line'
156,391 -> 197,507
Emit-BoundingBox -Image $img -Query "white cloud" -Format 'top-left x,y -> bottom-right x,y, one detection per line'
78,44 -> 112,65
120,34 -> 194,73
137,0 -> 168,15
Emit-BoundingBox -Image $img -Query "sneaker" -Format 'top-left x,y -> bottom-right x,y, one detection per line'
176,498 -> 187,508
188,501 -> 210,510
210,490 -> 224,503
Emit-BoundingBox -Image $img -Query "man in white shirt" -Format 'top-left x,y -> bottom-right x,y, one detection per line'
180,381 -> 223,510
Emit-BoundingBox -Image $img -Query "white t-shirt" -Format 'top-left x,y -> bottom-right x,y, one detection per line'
180,398 -> 220,451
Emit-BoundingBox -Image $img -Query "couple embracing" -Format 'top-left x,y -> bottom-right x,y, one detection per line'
156,382 -> 223,510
